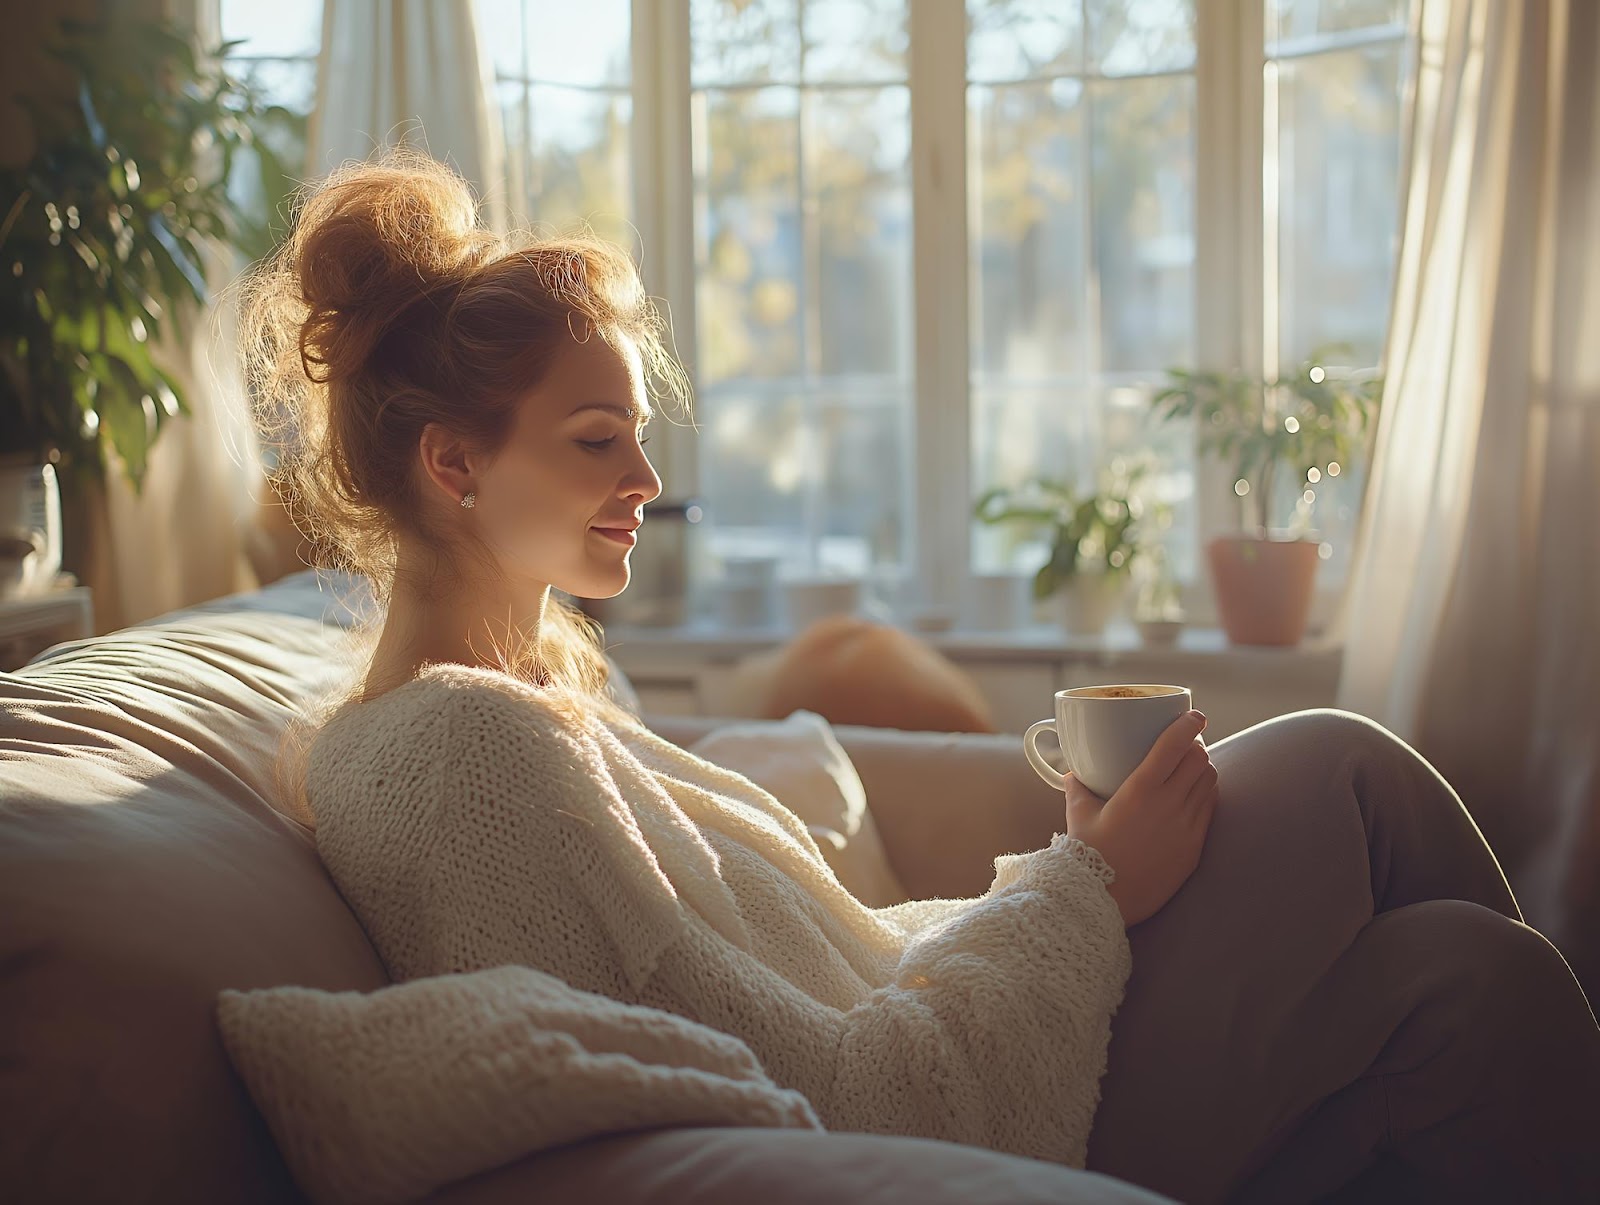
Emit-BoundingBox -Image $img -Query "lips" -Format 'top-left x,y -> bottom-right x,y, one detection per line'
593,525 -> 638,546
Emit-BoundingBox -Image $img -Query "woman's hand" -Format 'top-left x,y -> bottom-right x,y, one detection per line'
1062,710 -> 1219,927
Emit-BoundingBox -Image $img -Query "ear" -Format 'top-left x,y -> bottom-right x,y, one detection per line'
417,422 -> 478,506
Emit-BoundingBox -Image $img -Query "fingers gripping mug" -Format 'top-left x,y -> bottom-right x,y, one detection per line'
1024,685 -> 1196,800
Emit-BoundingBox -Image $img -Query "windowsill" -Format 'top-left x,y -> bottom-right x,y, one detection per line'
600,616 -> 1344,669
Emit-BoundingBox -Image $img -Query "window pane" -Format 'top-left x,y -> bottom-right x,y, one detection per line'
1273,43 -> 1403,367
813,395 -> 910,573
969,80 -> 1086,381
692,0 -> 801,86
803,0 -> 908,83
522,0 -> 631,87
813,87 -> 911,378
692,3 -> 914,588
1091,74 -> 1195,372
970,385 -> 1197,581
968,3 -> 1198,586
700,391 -> 808,541
694,87 -> 802,383
477,0 -> 526,80
967,0 -> 1083,82
1270,0 -> 1406,42
498,79 -> 531,216
232,59 -> 318,115
504,84 -> 634,249
1087,0 -> 1195,75
971,389 -> 1097,578
220,0 -> 321,58
698,391 -> 909,575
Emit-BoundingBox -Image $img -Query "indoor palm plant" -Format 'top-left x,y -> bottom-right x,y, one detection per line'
0,10 -> 296,590
1150,350 -> 1381,645
973,459 -> 1171,637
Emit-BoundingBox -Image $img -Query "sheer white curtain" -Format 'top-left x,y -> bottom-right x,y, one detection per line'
307,0 -> 506,231
1335,0 -> 1600,989
234,0 -> 508,581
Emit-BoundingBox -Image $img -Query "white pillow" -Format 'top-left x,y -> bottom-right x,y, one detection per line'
690,711 -> 909,909
216,964 -> 820,1205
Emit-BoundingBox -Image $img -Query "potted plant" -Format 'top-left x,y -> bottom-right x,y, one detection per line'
0,9 -> 295,592
1150,351 -> 1381,646
973,459 -> 1171,637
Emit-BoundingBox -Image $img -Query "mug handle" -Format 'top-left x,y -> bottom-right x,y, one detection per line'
1023,719 -> 1068,791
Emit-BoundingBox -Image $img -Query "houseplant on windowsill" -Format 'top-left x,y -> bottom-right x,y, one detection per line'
0,10 -> 292,593
973,459 -> 1171,638
1150,350 -> 1382,646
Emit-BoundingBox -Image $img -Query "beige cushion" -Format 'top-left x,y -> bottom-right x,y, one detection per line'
752,616 -> 998,734
689,710 -> 910,908
0,575 -> 391,1204
0,569 -> 1164,1205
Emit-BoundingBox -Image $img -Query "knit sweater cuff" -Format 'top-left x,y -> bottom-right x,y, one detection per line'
989,833 -> 1117,896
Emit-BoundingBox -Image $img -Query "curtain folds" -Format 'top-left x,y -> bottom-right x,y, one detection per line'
308,0 -> 506,231
1335,0 -> 1600,994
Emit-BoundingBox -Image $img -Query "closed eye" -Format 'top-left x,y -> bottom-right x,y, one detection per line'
578,435 -> 651,452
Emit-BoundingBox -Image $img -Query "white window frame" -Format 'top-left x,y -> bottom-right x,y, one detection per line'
223,1 -> 1408,639
630,0 -> 1407,636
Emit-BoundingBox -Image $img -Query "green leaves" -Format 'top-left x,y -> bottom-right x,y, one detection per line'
0,9 -> 280,489
1149,346 -> 1383,534
974,461 -> 1170,600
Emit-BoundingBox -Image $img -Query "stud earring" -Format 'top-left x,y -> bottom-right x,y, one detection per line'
460,492 -> 476,509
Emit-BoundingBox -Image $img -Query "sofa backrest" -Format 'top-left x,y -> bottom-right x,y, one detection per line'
0,570 -> 390,1204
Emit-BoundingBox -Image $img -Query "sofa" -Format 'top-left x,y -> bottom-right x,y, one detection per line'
0,568 -> 1175,1204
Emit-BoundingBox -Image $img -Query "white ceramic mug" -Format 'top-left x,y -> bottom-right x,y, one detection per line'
1023,684 -> 1196,800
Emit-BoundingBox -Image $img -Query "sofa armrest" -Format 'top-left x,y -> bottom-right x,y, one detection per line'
644,714 -> 1065,902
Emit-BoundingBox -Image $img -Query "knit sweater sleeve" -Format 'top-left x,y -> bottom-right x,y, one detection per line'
826,833 -> 1131,1168
617,715 -> 1133,1169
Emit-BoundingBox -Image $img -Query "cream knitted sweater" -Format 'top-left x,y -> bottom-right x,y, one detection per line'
307,663 -> 1134,1168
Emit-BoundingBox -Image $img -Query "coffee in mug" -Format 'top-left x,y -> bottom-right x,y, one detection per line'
1024,684 -> 1196,800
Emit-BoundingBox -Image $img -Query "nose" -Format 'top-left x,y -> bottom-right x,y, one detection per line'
623,439 -> 663,507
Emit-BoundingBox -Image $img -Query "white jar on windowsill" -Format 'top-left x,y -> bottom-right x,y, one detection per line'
1055,572 -> 1130,638
965,572 -> 1034,632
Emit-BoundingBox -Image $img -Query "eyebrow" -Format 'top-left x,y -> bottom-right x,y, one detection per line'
569,402 -> 653,422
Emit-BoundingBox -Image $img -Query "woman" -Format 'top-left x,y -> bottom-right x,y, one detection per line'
245,151 -> 1600,1205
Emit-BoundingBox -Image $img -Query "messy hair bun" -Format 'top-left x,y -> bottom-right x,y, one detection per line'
289,156 -> 499,390
239,147 -> 688,721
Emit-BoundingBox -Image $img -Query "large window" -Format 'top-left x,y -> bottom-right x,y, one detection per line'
667,0 -> 1411,626
966,0 -> 1199,586
689,0 -> 914,581
480,0 -> 636,249
223,0 -> 1412,631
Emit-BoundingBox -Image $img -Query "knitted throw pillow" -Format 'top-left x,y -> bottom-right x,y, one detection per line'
689,710 -> 910,909
216,964 -> 820,1205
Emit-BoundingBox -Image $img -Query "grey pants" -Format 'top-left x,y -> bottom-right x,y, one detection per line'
1083,708 -> 1600,1204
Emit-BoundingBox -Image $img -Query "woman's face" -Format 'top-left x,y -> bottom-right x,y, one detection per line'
471,331 -> 662,600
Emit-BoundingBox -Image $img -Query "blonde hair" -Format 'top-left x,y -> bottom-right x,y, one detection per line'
239,149 -> 689,822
